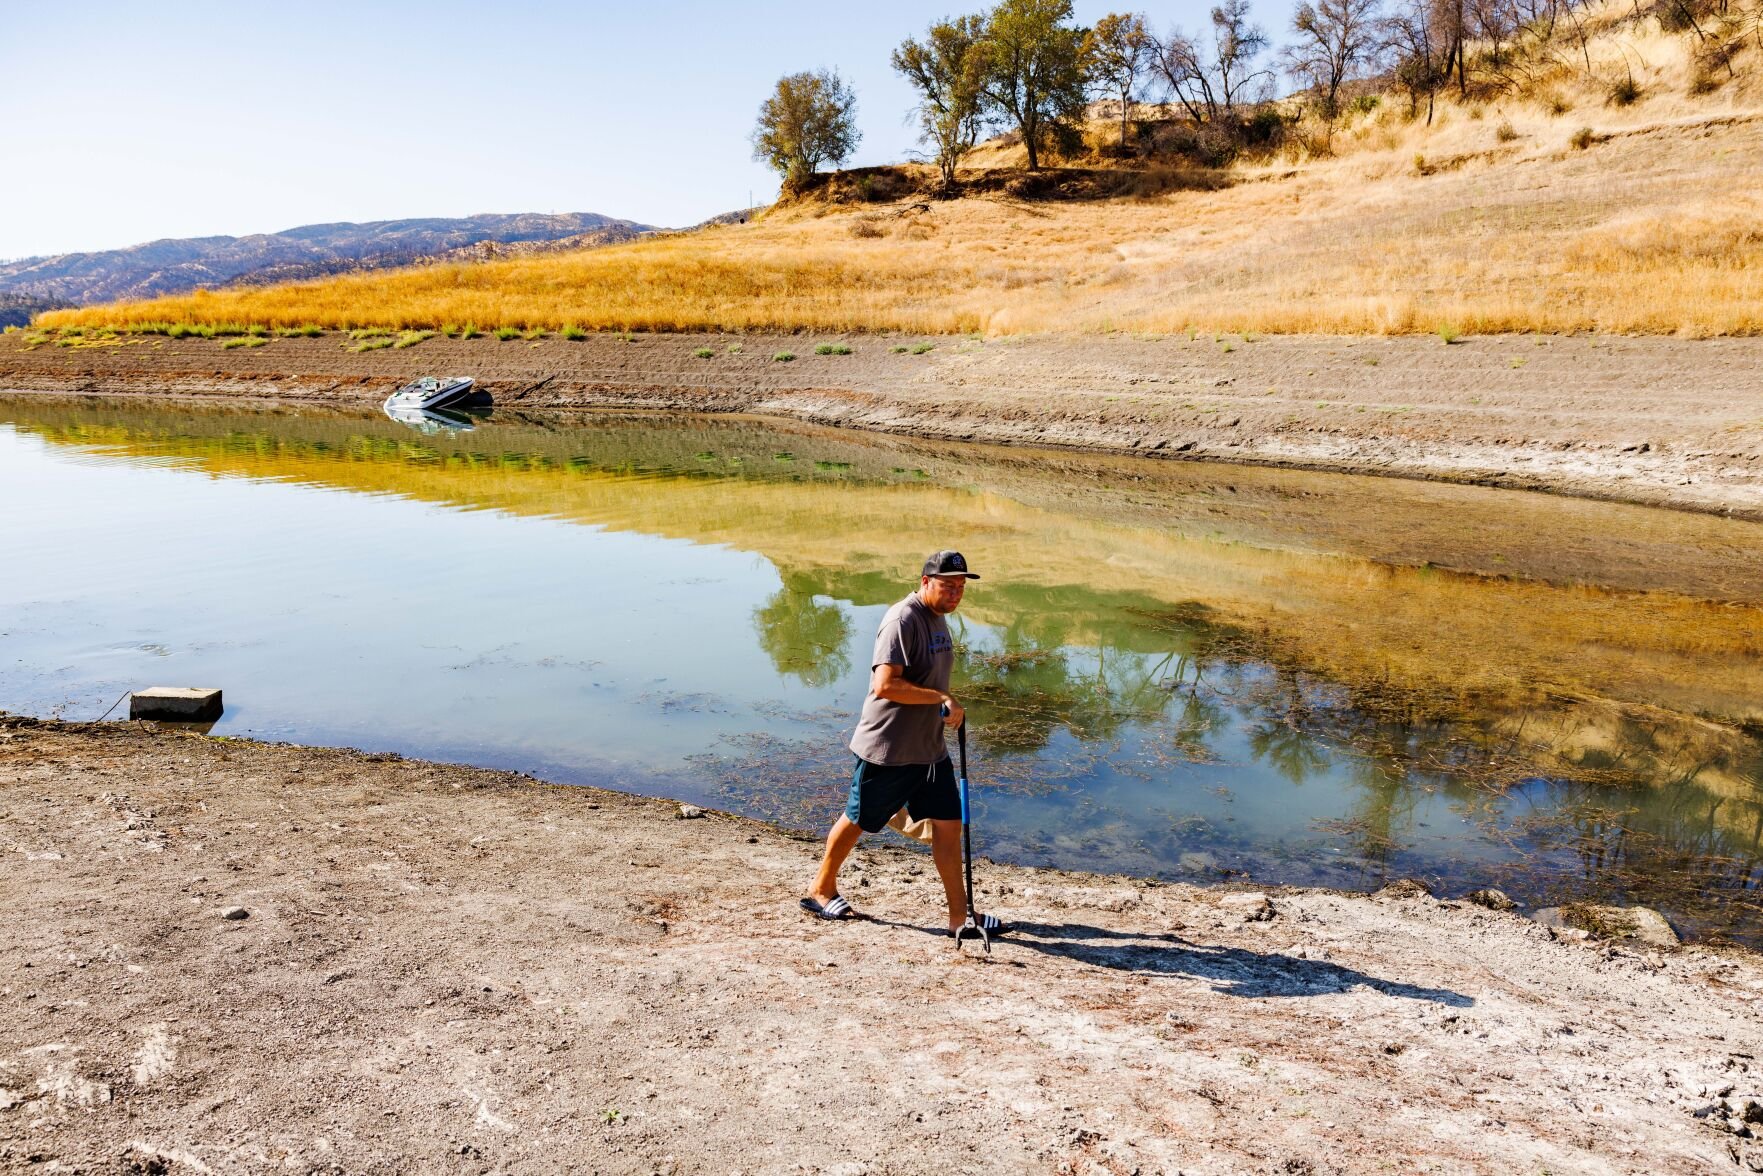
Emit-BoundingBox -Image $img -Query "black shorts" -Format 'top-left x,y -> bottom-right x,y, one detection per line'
845,756 -> 960,833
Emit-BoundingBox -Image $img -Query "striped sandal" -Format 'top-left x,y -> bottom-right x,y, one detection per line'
799,895 -> 857,921
946,913 -> 1007,937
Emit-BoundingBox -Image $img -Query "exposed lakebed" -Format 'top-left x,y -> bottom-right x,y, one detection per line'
5,394 -> 1762,942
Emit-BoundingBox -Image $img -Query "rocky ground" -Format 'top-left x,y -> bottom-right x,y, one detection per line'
3,330 -> 1761,519
5,716 -> 1763,1174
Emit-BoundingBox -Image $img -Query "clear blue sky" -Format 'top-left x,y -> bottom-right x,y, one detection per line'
0,0 -> 1302,260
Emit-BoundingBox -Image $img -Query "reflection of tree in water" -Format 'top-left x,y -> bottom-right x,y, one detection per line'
1241,668 -> 1335,787
752,576 -> 852,688
955,616 -> 1221,758
1497,774 -> 1763,943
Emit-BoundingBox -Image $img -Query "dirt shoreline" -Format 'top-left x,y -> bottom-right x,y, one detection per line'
5,716 -> 1763,1174
5,330 -> 1762,519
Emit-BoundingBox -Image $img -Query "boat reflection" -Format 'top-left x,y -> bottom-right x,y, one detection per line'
383,403 -> 484,434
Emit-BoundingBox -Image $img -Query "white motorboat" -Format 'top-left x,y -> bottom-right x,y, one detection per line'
383,375 -> 475,413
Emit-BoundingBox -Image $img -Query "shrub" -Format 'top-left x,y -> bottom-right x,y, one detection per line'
392,330 -> 434,349
694,347 -> 715,358
849,218 -> 886,239
1495,121 -> 1519,143
522,327 -> 546,340
246,324 -> 268,337
773,351 -> 796,362
351,336 -> 396,352
909,342 -> 934,354
892,345 -> 910,353
349,327 -> 390,339
1436,322 -> 1462,344
814,342 -> 852,355
220,337 -> 268,349
456,323 -> 480,340
1544,93 -> 1571,116
561,323 -> 588,340
1569,126 -> 1597,151
275,324 -> 322,337
1607,73 -> 1641,107
494,326 -> 520,341
725,343 -> 742,354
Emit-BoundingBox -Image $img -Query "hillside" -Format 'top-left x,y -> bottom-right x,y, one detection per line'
2,212 -> 654,307
36,0 -> 1763,338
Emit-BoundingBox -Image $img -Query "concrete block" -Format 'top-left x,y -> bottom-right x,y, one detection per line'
130,687 -> 223,723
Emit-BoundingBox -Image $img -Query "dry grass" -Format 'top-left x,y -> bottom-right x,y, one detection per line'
39,1 -> 1763,338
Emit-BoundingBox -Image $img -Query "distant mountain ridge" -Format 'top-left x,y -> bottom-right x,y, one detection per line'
0,212 -> 656,308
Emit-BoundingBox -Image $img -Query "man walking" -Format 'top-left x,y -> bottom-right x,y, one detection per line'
801,550 -> 1007,937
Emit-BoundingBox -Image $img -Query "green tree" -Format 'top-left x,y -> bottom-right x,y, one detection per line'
750,69 -> 861,188
981,0 -> 1093,171
1086,12 -> 1153,151
892,15 -> 993,190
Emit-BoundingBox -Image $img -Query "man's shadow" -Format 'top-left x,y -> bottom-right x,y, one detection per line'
882,917 -> 1473,1006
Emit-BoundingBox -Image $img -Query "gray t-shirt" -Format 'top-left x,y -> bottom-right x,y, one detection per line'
848,593 -> 954,765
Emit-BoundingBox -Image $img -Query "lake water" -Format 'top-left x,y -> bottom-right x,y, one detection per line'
5,394 -> 1762,944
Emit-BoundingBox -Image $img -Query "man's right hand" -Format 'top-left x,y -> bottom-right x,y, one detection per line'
940,697 -> 964,729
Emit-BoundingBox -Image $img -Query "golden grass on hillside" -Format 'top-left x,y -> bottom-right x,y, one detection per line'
41,1 -> 1763,338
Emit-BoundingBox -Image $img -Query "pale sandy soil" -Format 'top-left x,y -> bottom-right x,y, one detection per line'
3,330 -> 1761,519
5,717 -> 1763,1175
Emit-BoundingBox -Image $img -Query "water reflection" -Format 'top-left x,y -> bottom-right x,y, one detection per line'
4,394 -> 1763,944
754,574 -> 852,688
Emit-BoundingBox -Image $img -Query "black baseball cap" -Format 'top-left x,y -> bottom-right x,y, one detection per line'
922,550 -> 979,579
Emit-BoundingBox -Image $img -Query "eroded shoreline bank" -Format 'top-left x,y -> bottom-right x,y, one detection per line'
4,330 -> 1762,519
5,716 -> 1763,1173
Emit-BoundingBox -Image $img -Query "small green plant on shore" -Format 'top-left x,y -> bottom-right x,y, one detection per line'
1220,340 -> 1235,353
909,342 -> 934,354
275,324 -> 323,337
693,347 -> 715,358
392,330 -> 434,349
455,323 -> 480,339
773,351 -> 796,362
349,327 -> 390,340
221,336 -> 269,349
246,324 -> 268,337
892,344 -> 910,353
494,326 -> 520,341
814,342 -> 852,355
725,343 -> 742,354
1436,322 -> 1462,344
522,327 -> 546,340
561,323 -> 588,340
351,336 -> 396,353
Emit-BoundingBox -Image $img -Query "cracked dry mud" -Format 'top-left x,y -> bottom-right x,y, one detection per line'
3,330 -> 1761,520
4,717 -> 1763,1174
